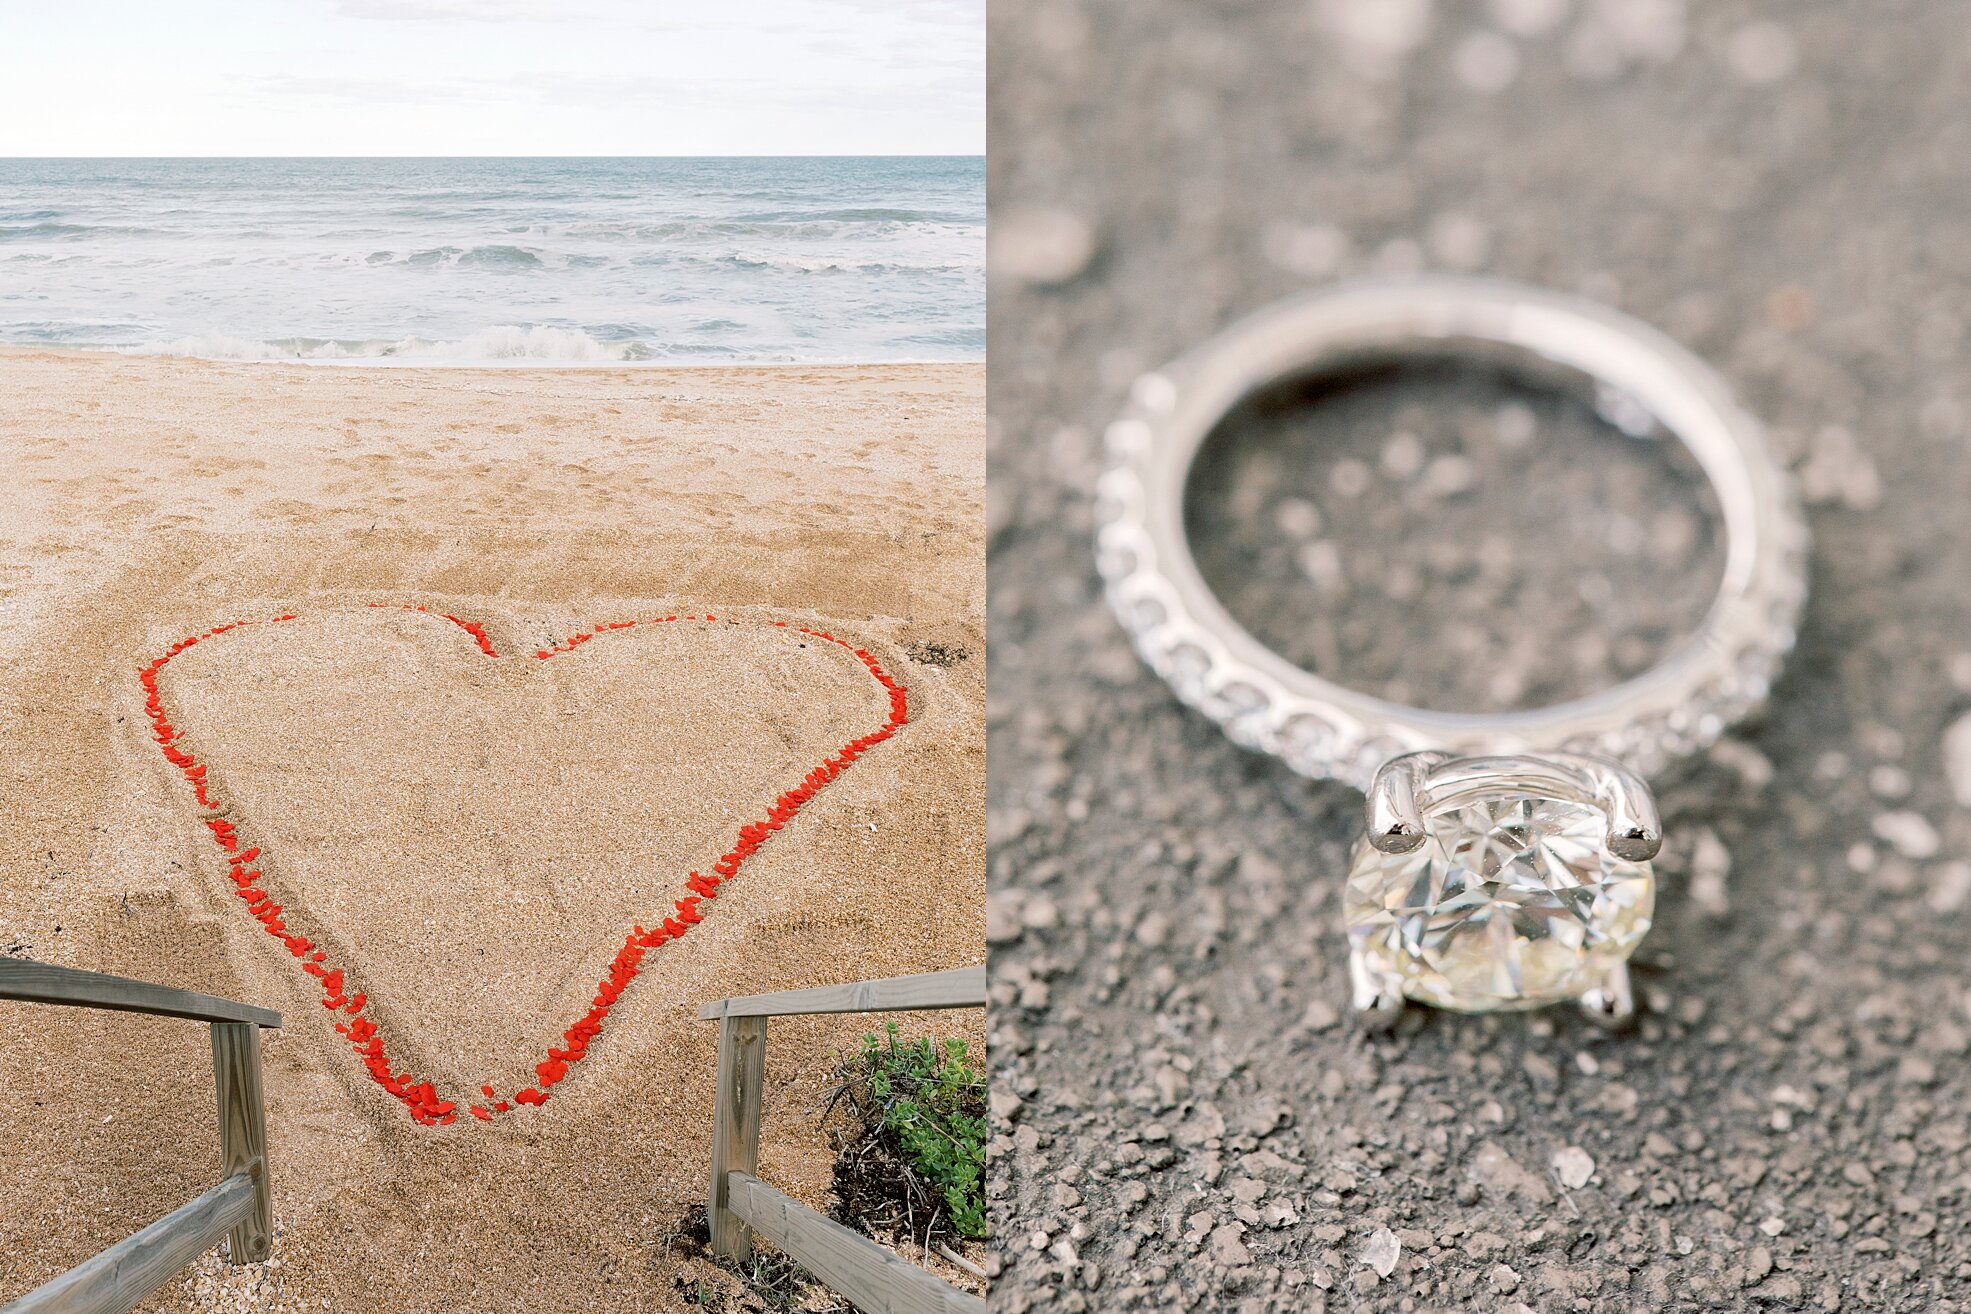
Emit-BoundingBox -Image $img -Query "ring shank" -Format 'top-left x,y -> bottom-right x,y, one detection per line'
1096,276 -> 1808,789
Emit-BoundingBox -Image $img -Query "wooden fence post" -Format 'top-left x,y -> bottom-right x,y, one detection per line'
707,1014 -> 766,1262
209,1021 -> 272,1264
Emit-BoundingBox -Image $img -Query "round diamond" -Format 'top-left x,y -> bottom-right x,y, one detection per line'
1344,793 -> 1654,1012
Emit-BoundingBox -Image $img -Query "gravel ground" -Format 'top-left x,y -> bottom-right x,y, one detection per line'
985,3 -> 1971,1311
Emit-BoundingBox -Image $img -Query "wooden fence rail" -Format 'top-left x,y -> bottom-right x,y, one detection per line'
700,965 -> 986,1314
0,958 -> 281,1314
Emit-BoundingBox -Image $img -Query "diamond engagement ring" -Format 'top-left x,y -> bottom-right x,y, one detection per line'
1095,276 -> 1808,1028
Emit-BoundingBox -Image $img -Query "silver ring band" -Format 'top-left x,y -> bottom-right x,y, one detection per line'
1096,276 -> 1809,790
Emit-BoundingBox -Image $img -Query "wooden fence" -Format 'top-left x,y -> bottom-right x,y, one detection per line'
701,965 -> 987,1314
0,958 -> 281,1314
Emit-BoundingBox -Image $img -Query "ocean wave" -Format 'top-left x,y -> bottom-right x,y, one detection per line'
456,244 -> 543,268
548,217 -> 977,242
387,244 -> 546,269
347,244 -> 978,275
127,325 -> 645,364
0,222 -> 118,242
898,326 -> 988,349
0,157 -> 984,364
97,326 -> 979,366
737,207 -> 973,224
699,252 -> 981,275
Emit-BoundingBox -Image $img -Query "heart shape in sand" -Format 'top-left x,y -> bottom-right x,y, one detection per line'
140,605 -> 906,1127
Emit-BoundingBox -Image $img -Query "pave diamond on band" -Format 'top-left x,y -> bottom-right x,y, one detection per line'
1095,276 -> 1808,792
1096,277 -> 1809,1024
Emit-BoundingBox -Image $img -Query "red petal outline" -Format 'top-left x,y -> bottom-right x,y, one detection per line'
141,607 -> 908,1127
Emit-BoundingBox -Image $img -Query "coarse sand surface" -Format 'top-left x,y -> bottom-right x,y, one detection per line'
0,352 -> 984,1311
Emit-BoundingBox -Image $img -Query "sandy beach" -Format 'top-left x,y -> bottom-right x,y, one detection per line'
0,351 -> 984,1310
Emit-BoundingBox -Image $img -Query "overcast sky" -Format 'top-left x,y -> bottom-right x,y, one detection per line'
0,0 -> 983,156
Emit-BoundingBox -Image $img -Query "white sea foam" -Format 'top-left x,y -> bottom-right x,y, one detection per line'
130,325 -> 643,365
0,157 -> 984,365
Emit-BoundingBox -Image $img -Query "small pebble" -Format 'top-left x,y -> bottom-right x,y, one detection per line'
1943,712 -> 1971,806
1688,827 -> 1731,917
1494,401 -> 1537,447
1869,764 -> 1912,799
1425,213 -> 1492,270
1359,1226 -> 1400,1279
1454,31 -> 1520,92
1274,497 -> 1324,538
1872,811 -> 1941,860
1488,0 -> 1567,37
1927,862 -> 1971,913
1262,221 -> 1349,278
1381,431 -> 1427,480
1727,21 -> 1798,84
1322,0 -> 1434,68
990,205 -> 1097,287
1419,455 -> 1478,498
1552,1145 -> 1595,1189
1330,458 -> 1374,499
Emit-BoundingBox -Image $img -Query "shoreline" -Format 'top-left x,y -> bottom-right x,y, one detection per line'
0,343 -> 985,372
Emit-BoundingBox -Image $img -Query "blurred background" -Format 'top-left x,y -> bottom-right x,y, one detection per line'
986,2 -> 1971,1310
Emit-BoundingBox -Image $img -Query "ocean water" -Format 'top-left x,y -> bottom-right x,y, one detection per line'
0,157 -> 982,365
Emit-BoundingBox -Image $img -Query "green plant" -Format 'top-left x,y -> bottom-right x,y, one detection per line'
829,1021 -> 987,1242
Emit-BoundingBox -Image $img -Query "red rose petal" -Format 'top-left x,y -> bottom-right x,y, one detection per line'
146,604 -> 907,1129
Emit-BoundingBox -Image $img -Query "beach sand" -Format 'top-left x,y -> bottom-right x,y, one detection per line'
0,351 -> 985,1311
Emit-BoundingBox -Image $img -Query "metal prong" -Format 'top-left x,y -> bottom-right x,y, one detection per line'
1607,827 -> 1661,863
1349,950 -> 1406,1032
1366,752 -> 1443,855
1578,961 -> 1635,1030
1584,758 -> 1662,861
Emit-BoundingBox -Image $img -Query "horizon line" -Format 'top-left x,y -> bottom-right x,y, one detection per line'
0,152 -> 985,161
